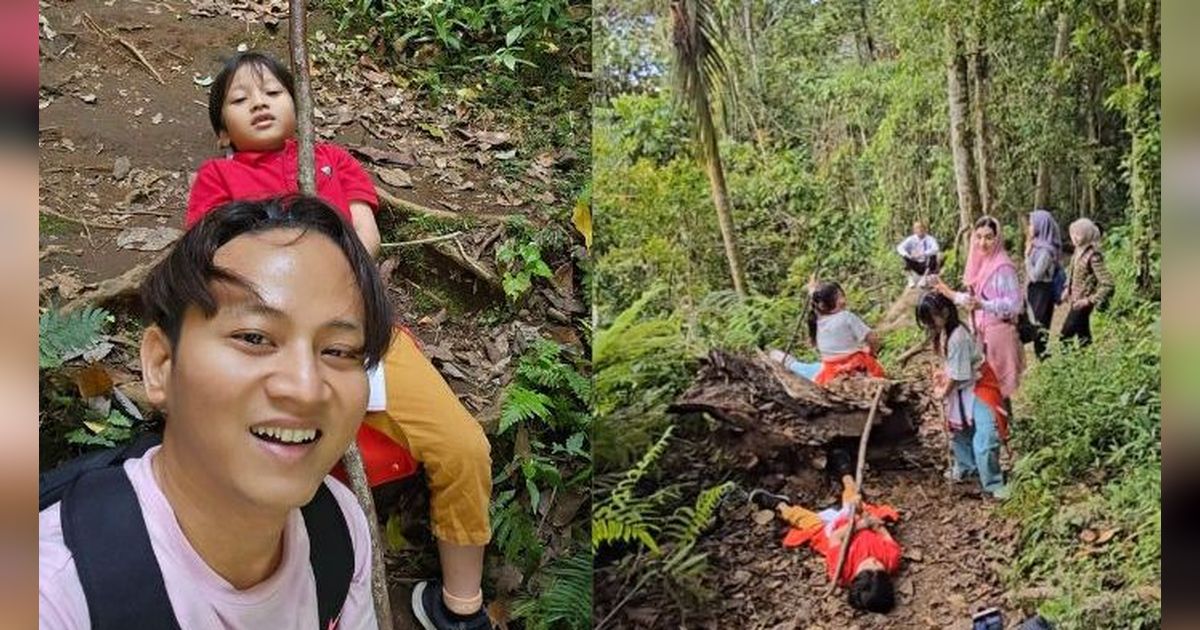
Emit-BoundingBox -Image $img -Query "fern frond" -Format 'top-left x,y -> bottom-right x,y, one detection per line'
39,306 -> 110,369
512,551 -> 593,630
499,385 -> 553,433
663,481 -> 734,547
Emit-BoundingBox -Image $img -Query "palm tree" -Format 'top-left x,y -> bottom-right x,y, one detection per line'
670,0 -> 748,296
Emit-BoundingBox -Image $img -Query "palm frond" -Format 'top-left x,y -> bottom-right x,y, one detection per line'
669,0 -> 737,158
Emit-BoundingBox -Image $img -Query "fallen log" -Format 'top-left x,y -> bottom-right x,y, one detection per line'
668,351 -> 919,462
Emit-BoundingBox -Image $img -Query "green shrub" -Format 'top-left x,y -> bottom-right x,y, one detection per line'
1006,298 -> 1160,628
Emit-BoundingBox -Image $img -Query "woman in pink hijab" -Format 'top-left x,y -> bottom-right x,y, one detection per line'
935,215 -> 1025,402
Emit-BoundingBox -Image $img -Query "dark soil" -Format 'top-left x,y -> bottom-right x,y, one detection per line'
595,316 -> 1026,629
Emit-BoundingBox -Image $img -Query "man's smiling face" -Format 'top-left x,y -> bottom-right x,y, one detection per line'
142,228 -> 368,511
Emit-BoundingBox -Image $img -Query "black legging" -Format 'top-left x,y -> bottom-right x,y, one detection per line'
1026,281 -> 1055,359
901,255 -> 939,275
1061,305 -> 1094,348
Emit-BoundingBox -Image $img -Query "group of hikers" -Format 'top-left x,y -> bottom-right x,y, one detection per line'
767,212 -> 1114,618
40,52 -> 494,630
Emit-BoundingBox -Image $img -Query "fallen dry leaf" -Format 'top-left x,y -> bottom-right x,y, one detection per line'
376,167 -> 413,188
493,563 -> 524,596
485,599 -> 510,630
753,509 -> 775,526
116,226 -> 182,251
73,364 -> 113,398
473,130 -> 512,149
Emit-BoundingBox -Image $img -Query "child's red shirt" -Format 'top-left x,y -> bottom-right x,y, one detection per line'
186,139 -> 378,227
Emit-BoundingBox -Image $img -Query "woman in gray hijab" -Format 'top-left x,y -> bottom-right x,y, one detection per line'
1024,209 -> 1063,359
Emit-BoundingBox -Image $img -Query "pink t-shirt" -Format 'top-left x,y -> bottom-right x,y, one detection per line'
39,447 -> 378,629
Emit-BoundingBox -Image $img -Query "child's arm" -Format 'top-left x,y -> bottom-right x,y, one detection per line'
327,144 -> 381,257
349,201 -> 381,259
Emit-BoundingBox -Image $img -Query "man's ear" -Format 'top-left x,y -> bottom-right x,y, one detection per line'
141,325 -> 173,409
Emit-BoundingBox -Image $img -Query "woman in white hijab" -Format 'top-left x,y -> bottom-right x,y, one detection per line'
1060,218 -> 1114,346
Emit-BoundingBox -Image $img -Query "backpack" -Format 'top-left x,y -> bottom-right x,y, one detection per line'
1050,262 -> 1067,306
40,432 -> 353,630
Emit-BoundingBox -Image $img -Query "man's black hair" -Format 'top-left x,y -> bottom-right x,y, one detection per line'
848,569 -> 895,613
140,196 -> 393,369
207,51 -> 295,137
807,281 -> 843,345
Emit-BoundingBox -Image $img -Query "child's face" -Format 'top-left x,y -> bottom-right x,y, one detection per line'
219,63 -> 296,152
835,290 -> 847,310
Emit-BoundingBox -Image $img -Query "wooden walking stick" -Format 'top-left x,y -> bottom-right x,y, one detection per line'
825,382 -> 886,596
289,3 -> 394,626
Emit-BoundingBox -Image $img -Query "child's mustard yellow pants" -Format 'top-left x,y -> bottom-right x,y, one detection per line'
363,328 -> 493,546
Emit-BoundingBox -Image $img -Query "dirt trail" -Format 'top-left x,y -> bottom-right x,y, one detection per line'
597,291 -> 1025,629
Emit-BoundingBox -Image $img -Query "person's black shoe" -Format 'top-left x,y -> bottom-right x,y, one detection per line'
411,580 -> 491,630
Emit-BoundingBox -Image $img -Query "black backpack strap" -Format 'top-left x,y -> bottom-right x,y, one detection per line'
61,466 -> 181,630
40,431 -> 163,511
301,482 -> 354,629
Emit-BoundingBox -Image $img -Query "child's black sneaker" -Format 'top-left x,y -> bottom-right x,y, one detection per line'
411,579 -> 491,630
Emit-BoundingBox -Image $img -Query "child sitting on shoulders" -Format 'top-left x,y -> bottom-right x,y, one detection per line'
185,51 -> 492,630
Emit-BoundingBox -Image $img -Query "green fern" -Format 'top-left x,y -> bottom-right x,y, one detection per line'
592,425 -> 677,553
499,385 -> 554,434
490,489 -> 543,567
512,551 -> 593,630
39,307 -> 110,369
663,481 -> 734,549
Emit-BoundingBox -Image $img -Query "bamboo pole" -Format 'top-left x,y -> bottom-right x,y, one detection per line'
289,2 -> 393,626
825,382 -> 886,596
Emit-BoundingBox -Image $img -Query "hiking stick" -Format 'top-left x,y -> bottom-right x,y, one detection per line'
289,2 -> 393,626
825,382 -> 886,596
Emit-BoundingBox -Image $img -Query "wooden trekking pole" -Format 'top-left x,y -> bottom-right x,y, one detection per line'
825,382 -> 886,596
289,2 -> 394,626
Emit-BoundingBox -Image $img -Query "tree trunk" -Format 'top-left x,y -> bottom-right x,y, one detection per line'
946,24 -> 979,234
290,3 -> 392,628
858,0 -> 876,62
969,48 -> 996,217
698,96 -> 748,296
1034,11 -> 1072,209
1085,78 -> 1098,217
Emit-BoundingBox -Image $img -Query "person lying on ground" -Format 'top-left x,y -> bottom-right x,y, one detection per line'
915,292 -> 1009,499
40,197 -> 390,629
768,276 -> 884,385
184,51 -> 494,629
755,476 -> 901,613
896,220 -> 940,288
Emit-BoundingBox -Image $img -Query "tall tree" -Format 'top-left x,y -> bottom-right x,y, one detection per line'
968,0 -> 997,217
946,21 -> 980,234
1035,11 -> 1073,209
1086,0 -> 1159,293
671,0 -> 748,296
